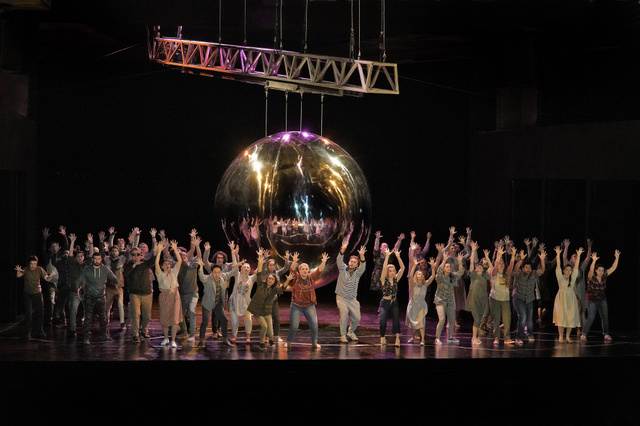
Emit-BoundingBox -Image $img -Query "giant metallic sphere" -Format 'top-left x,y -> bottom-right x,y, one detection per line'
215,131 -> 371,289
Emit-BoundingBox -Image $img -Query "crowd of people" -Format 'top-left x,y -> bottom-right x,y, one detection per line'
13,223 -> 621,349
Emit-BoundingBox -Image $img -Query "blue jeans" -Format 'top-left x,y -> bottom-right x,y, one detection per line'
180,292 -> 198,337
582,299 -> 609,336
287,304 -> 318,344
513,298 -> 534,339
379,298 -> 400,337
66,290 -> 82,333
200,303 -> 228,341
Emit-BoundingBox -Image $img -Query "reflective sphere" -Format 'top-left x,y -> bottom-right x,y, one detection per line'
215,131 -> 372,288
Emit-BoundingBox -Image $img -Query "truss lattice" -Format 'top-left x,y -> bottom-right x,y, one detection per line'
150,37 -> 399,97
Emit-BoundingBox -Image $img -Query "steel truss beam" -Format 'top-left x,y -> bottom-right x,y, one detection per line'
150,37 -> 399,97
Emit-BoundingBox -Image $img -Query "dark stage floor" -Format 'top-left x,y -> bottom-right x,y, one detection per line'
2,296 -> 640,423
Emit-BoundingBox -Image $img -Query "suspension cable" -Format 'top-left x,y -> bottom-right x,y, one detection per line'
379,0 -> 386,62
264,86 -> 269,137
303,0 -> 309,53
284,91 -> 289,132
349,0 -> 355,60
243,0 -> 247,45
299,92 -> 304,132
218,0 -> 222,43
357,0 -> 361,60
320,94 -> 324,137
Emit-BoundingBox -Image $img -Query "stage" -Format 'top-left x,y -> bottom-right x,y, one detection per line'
1,295 -> 640,423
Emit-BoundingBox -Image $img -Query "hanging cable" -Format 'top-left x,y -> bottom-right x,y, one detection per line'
280,0 -> 284,50
303,0 -> 309,53
264,85 -> 269,137
379,0 -> 387,62
243,0 -> 247,45
274,0 -> 281,50
284,91 -> 289,132
349,0 -> 355,60
320,94 -> 324,137
357,0 -> 362,60
218,0 -> 222,43
299,92 -> 304,132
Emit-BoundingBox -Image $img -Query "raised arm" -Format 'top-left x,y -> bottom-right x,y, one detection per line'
395,249 -> 405,278
155,241 -> 164,275
608,250 -> 620,275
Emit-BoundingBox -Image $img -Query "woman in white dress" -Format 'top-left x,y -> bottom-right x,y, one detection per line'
229,252 -> 259,343
552,246 -> 583,343
406,243 -> 436,345
155,240 -> 183,348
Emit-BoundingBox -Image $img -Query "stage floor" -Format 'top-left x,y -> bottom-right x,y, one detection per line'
2,296 -> 640,423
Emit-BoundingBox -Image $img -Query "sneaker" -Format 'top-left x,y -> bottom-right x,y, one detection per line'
187,336 -> 195,344
528,335 -> 535,342
120,323 -> 127,330
505,339 -> 515,345
380,337 -> 387,345
347,332 -> 358,341
275,336 -> 283,343
312,342 -> 321,350
259,343 -> 267,351
434,338 -> 442,346
447,337 -> 459,344
171,341 -> 177,348
515,339 -> 524,345
472,338 -> 482,346
340,335 -> 349,343
222,340 -> 233,346
197,340 -> 205,348
408,338 -> 414,344
493,338 -> 499,346
420,341 -> 425,346
604,334 -> 613,341
580,334 -> 587,342
161,338 -> 170,346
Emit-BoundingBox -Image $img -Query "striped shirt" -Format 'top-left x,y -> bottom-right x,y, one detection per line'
335,253 -> 366,300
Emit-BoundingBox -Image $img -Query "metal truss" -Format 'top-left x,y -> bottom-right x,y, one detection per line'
149,37 -> 399,97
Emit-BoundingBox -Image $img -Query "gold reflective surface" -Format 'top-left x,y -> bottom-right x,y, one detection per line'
215,131 -> 372,288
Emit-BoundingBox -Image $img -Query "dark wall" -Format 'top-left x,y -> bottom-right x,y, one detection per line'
470,123 -> 640,333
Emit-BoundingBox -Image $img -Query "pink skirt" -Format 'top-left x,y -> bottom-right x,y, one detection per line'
159,290 -> 182,327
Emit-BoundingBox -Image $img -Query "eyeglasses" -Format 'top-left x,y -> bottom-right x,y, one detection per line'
131,253 -> 140,256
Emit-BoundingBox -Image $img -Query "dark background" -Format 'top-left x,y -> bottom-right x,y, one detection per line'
2,0 -> 640,333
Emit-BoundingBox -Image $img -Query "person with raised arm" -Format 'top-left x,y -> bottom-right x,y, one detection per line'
228,251 -> 259,344
285,252 -> 329,349
370,231 -> 404,291
406,243 -> 436,345
552,246 -> 583,342
490,245 -> 515,346
378,248 -> 405,347
335,239 -> 367,343
248,253 -> 294,350
196,256 -> 239,347
433,250 -> 465,346
155,240 -> 182,348
466,241 -> 492,346
75,251 -> 119,345
15,256 -> 57,339
581,250 -> 620,342
261,249 -> 293,344
512,247 -> 547,345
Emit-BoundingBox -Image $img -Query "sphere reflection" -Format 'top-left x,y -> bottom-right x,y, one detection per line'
215,131 -> 371,288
